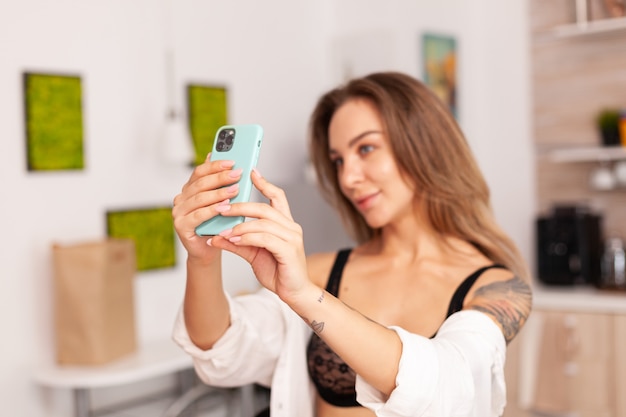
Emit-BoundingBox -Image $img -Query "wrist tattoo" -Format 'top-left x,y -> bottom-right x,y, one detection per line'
299,315 -> 325,334
311,320 -> 324,333
317,291 -> 325,303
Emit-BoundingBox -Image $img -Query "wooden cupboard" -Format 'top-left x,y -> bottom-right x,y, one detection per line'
503,294 -> 626,417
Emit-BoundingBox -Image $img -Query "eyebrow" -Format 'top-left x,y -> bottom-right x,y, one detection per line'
329,130 -> 383,155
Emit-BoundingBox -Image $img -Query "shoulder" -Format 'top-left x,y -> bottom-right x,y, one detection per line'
306,250 -> 343,288
464,267 -> 533,344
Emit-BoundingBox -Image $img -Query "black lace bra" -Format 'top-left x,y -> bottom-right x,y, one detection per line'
306,248 -> 505,408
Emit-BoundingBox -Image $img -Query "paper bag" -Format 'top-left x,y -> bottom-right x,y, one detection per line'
52,238 -> 137,365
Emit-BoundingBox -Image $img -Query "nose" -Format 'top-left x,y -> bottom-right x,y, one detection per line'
338,155 -> 363,189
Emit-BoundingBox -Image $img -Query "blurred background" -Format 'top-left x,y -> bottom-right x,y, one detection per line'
1,0 -> 624,416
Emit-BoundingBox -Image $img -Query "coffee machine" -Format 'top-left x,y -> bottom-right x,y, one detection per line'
536,205 -> 603,286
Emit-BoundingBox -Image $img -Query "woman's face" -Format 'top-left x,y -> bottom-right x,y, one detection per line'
328,98 -> 415,229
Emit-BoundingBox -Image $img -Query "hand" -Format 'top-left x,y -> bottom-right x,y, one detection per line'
172,154 -> 243,264
208,170 -> 314,303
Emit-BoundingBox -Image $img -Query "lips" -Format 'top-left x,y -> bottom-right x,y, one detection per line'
354,192 -> 380,211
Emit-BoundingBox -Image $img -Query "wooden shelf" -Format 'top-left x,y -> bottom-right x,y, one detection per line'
540,145 -> 626,163
546,15 -> 626,39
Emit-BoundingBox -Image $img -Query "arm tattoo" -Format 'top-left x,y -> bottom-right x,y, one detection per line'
298,291 -> 327,334
299,316 -> 325,334
468,276 -> 532,344
311,320 -> 324,333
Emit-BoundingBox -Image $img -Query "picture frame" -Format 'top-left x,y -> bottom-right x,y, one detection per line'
23,72 -> 85,171
106,206 -> 176,271
422,33 -> 458,119
187,84 -> 228,166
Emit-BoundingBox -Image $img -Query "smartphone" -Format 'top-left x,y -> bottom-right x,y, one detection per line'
195,124 -> 264,236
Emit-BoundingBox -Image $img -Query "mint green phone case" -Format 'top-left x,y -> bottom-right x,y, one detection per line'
195,124 -> 264,236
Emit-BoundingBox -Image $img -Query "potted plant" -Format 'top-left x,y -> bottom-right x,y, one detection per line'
596,108 -> 621,146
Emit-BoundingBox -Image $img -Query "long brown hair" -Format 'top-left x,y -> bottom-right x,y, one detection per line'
308,72 -> 529,281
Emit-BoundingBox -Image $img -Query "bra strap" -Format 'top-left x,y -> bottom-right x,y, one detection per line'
325,248 -> 352,296
445,264 -> 507,317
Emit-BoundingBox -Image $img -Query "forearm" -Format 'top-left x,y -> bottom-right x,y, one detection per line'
183,255 -> 231,350
289,283 -> 402,396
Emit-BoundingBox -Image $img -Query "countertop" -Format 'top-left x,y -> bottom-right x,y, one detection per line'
532,282 -> 626,314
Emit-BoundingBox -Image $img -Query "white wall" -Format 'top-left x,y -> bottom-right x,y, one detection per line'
0,0 -> 533,415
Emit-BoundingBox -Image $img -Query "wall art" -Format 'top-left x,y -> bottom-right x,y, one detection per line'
187,84 -> 228,166
422,33 -> 457,119
23,72 -> 84,171
106,206 -> 176,271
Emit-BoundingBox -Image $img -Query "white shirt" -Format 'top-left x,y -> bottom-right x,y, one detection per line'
172,288 -> 508,417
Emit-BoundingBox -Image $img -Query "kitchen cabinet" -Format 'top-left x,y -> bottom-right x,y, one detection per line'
503,287 -> 626,417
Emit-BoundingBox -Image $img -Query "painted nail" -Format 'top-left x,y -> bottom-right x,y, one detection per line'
218,228 -> 233,237
220,160 -> 235,168
206,238 -> 213,246
215,204 -> 231,213
225,184 -> 239,194
228,236 -> 241,243
228,168 -> 243,178
252,167 -> 262,178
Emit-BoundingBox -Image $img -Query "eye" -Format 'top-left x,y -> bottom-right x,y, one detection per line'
330,157 -> 343,168
358,144 -> 374,155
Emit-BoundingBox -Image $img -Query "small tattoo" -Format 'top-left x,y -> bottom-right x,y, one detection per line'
311,320 -> 324,333
317,291 -> 325,303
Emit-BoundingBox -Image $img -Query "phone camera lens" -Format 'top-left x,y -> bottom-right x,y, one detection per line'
225,136 -> 233,146
218,130 -> 227,139
216,142 -> 224,151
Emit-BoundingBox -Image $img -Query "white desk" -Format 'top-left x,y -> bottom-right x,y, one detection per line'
33,339 -> 239,417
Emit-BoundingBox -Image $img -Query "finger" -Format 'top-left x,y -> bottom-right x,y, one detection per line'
251,169 -> 294,221
173,198 -> 232,237
183,162 -> 240,196
173,179 -> 239,219
222,229 -> 304,266
175,168 -> 243,217
181,158 -> 236,197
221,218 -> 303,251
207,235 -> 259,263
217,201 -> 301,235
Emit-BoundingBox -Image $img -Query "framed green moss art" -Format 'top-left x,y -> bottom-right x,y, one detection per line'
106,206 -> 176,271
187,84 -> 228,166
23,72 -> 84,171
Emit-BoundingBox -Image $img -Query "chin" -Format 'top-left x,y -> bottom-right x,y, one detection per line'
363,214 -> 389,230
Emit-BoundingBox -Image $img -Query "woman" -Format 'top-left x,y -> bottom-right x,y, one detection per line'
172,71 -> 532,417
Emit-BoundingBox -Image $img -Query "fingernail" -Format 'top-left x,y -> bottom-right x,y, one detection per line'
228,168 -> 243,178
206,152 -> 212,161
206,238 -> 213,246
252,168 -> 262,178
220,160 -> 235,168
228,236 -> 241,243
215,204 -> 231,213
225,184 -> 239,194
219,229 -> 232,237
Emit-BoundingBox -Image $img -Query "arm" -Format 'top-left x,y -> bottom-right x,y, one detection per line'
171,154 -> 246,349
355,274 -> 532,416
173,288 -> 287,387
182,256 -> 230,350
465,274 -> 533,344
289,282 -> 403,396
356,311 -> 508,417
207,171 -> 402,395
